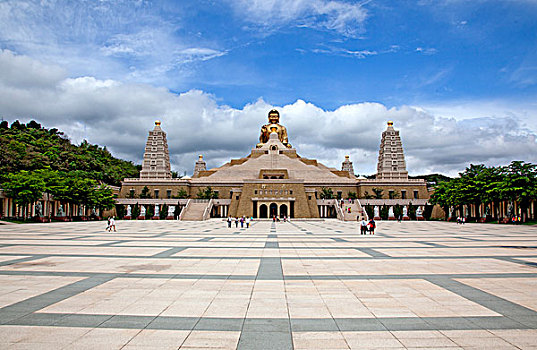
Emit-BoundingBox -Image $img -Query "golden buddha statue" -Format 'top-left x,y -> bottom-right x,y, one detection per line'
257,109 -> 291,148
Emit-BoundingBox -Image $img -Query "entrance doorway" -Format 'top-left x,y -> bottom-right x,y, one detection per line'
259,204 -> 268,218
280,204 -> 288,218
269,203 -> 278,218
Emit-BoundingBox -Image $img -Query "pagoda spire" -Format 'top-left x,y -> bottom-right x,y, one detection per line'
140,120 -> 172,179
376,121 -> 409,180
193,155 -> 207,177
341,155 -> 355,177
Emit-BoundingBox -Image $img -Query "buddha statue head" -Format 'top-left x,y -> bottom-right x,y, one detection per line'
268,109 -> 280,124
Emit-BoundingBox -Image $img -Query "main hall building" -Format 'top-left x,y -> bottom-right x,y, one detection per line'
117,110 -> 429,220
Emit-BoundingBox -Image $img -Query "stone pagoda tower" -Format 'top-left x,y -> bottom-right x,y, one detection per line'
193,155 -> 207,177
376,121 -> 408,180
140,120 -> 172,179
341,155 -> 355,177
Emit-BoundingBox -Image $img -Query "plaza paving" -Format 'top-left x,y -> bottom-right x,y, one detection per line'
0,220 -> 537,349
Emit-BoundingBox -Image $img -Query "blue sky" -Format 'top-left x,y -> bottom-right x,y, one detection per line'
1,0 -> 537,175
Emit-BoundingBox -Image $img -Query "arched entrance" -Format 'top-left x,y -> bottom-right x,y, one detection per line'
280,204 -> 288,218
269,203 -> 278,218
259,204 -> 268,218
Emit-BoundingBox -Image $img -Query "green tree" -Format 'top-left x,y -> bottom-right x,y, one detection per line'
423,204 -> 434,220
363,191 -> 374,199
430,179 -> 460,220
393,204 -> 403,219
131,203 -> 140,219
3,170 -> 45,218
159,204 -> 168,220
116,204 -> 126,219
139,186 -> 151,199
0,120 -> 139,185
174,203 -> 182,218
499,161 -> 537,222
91,184 -> 115,216
380,204 -> 389,220
172,188 -> 189,199
457,164 -> 489,218
372,188 -> 383,199
196,187 -> 218,199
347,191 -> 357,200
408,202 -> 416,220
145,205 -> 154,219
364,205 -> 374,219
319,187 -> 334,199
69,176 -> 98,215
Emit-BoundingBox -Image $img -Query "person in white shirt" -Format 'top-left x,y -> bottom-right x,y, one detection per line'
109,216 -> 116,232
360,219 -> 368,235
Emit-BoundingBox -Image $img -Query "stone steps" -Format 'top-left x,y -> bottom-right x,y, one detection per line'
180,202 -> 209,221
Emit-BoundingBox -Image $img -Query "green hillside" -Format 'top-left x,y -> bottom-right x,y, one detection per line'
0,120 -> 139,186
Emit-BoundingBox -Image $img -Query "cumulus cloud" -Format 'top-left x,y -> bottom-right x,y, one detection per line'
1,50 -> 536,177
229,0 -> 368,37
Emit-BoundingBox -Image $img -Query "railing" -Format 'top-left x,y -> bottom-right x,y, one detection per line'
202,199 -> 214,221
192,199 -> 210,203
334,201 -> 344,221
356,199 -> 369,221
178,199 -> 191,221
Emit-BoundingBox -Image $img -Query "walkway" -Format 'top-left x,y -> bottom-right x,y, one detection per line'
0,220 -> 536,349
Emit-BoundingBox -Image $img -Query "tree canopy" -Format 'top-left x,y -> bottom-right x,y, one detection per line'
429,161 -> 537,221
1,120 -> 139,186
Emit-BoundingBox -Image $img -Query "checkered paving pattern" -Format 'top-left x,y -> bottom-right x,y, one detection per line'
0,220 -> 537,349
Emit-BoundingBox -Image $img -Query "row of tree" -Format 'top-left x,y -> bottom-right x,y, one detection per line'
3,169 -> 115,219
430,161 -> 537,222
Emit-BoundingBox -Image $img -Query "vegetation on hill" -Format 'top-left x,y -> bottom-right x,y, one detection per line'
0,120 -> 139,185
410,173 -> 452,184
0,120 -> 140,218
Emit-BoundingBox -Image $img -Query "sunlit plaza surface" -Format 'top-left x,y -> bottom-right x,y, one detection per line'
0,220 -> 537,349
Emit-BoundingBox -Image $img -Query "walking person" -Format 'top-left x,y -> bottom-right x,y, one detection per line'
235,217 -> 239,228
240,216 -> 244,228
246,216 -> 250,228
227,216 -> 232,228
368,218 -> 376,235
360,218 -> 368,235
109,216 -> 116,232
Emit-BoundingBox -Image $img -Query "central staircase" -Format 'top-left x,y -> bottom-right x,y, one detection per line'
179,199 -> 211,221
341,200 -> 368,221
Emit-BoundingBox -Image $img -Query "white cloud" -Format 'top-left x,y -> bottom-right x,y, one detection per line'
312,47 -> 377,58
0,1 -> 225,87
1,51 -> 536,177
416,47 -> 438,55
229,0 -> 368,37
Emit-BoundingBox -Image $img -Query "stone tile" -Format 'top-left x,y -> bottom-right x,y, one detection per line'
1,220 -> 537,349
181,330 -> 240,348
